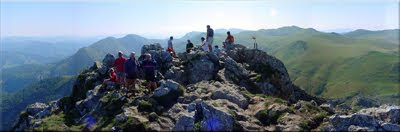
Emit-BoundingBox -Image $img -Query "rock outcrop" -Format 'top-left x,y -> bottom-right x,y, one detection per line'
323,104 -> 400,131
12,43 -> 399,131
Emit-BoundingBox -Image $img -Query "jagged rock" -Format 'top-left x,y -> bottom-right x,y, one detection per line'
35,108 -> 51,119
381,123 -> 400,131
75,85 -> 103,115
351,96 -> 380,108
324,104 -> 400,131
357,104 -> 400,124
153,80 -> 183,105
172,112 -> 196,131
223,57 -> 250,83
347,125 -> 373,131
196,100 -> 235,131
255,104 -> 288,125
257,82 -> 276,95
102,53 -> 115,68
326,114 -> 380,131
166,103 -> 189,121
164,66 -> 185,84
211,84 -> 249,109
225,44 -> 323,104
320,103 -> 335,114
31,121 -> 42,129
188,55 -> 217,84
26,103 -> 49,116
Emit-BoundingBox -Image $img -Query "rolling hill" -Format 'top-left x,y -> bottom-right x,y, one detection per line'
48,26 -> 399,105
0,76 -> 75,130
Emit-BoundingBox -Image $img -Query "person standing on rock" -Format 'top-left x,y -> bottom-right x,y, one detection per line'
206,25 -> 214,52
114,51 -> 126,86
201,37 -> 209,52
223,31 -> 234,48
167,36 -> 177,58
186,40 -> 194,53
141,53 -> 157,92
124,52 -> 139,95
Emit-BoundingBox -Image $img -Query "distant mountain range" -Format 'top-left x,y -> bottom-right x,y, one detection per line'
0,26 -> 398,130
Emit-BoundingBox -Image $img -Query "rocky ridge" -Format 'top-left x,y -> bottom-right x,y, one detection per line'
12,44 -> 399,131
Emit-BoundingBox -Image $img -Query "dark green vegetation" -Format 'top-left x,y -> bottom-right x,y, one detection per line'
0,76 -> 75,130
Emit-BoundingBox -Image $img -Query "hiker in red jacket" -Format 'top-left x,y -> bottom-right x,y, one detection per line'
114,51 -> 126,86
103,68 -> 118,86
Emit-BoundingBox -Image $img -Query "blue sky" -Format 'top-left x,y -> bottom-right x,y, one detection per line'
0,0 -> 398,38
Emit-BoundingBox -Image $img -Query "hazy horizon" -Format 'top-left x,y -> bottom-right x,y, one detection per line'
1,26 -> 399,40
1,0 -> 399,38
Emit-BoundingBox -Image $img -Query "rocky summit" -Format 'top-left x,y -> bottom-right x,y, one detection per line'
12,44 -> 399,131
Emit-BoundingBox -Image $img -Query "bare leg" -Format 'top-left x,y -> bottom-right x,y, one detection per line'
146,82 -> 151,92
152,82 -> 157,91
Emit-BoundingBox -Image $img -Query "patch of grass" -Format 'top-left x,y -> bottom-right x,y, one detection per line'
138,100 -> 153,112
117,117 -> 149,131
194,122 -> 201,132
299,120 -> 311,132
212,102 -> 219,107
255,109 -> 284,126
299,102 -> 321,114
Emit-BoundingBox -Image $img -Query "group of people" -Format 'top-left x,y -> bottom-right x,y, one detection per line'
103,51 -> 157,95
103,25 -> 237,96
169,25 -> 235,57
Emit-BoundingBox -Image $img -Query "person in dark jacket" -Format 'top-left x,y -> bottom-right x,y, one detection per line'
186,40 -> 194,53
124,52 -> 139,94
141,53 -> 157,92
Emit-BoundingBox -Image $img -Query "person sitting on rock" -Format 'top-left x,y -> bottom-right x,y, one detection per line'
186,39 -> 194,53
103,68 -> 118,87
124,52 -> 139,94
201,37 -> 209,52
141,53 -> 157,92
114,51 -> 126,86
213,45 -> 221,56
167,36 -> 177,58
223,31 -> 234,48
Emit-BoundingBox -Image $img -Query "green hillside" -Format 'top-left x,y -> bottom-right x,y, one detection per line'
230,27 -> 399,104
50,35 -> 163,75
0,76 -> 75,130
1,64 -> 51,93
172,26 -> 399,104
46,26 -> 399,104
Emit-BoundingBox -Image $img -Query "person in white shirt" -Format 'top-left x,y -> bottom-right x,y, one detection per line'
167,36 -> 177,58
201,37 -> 209,52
